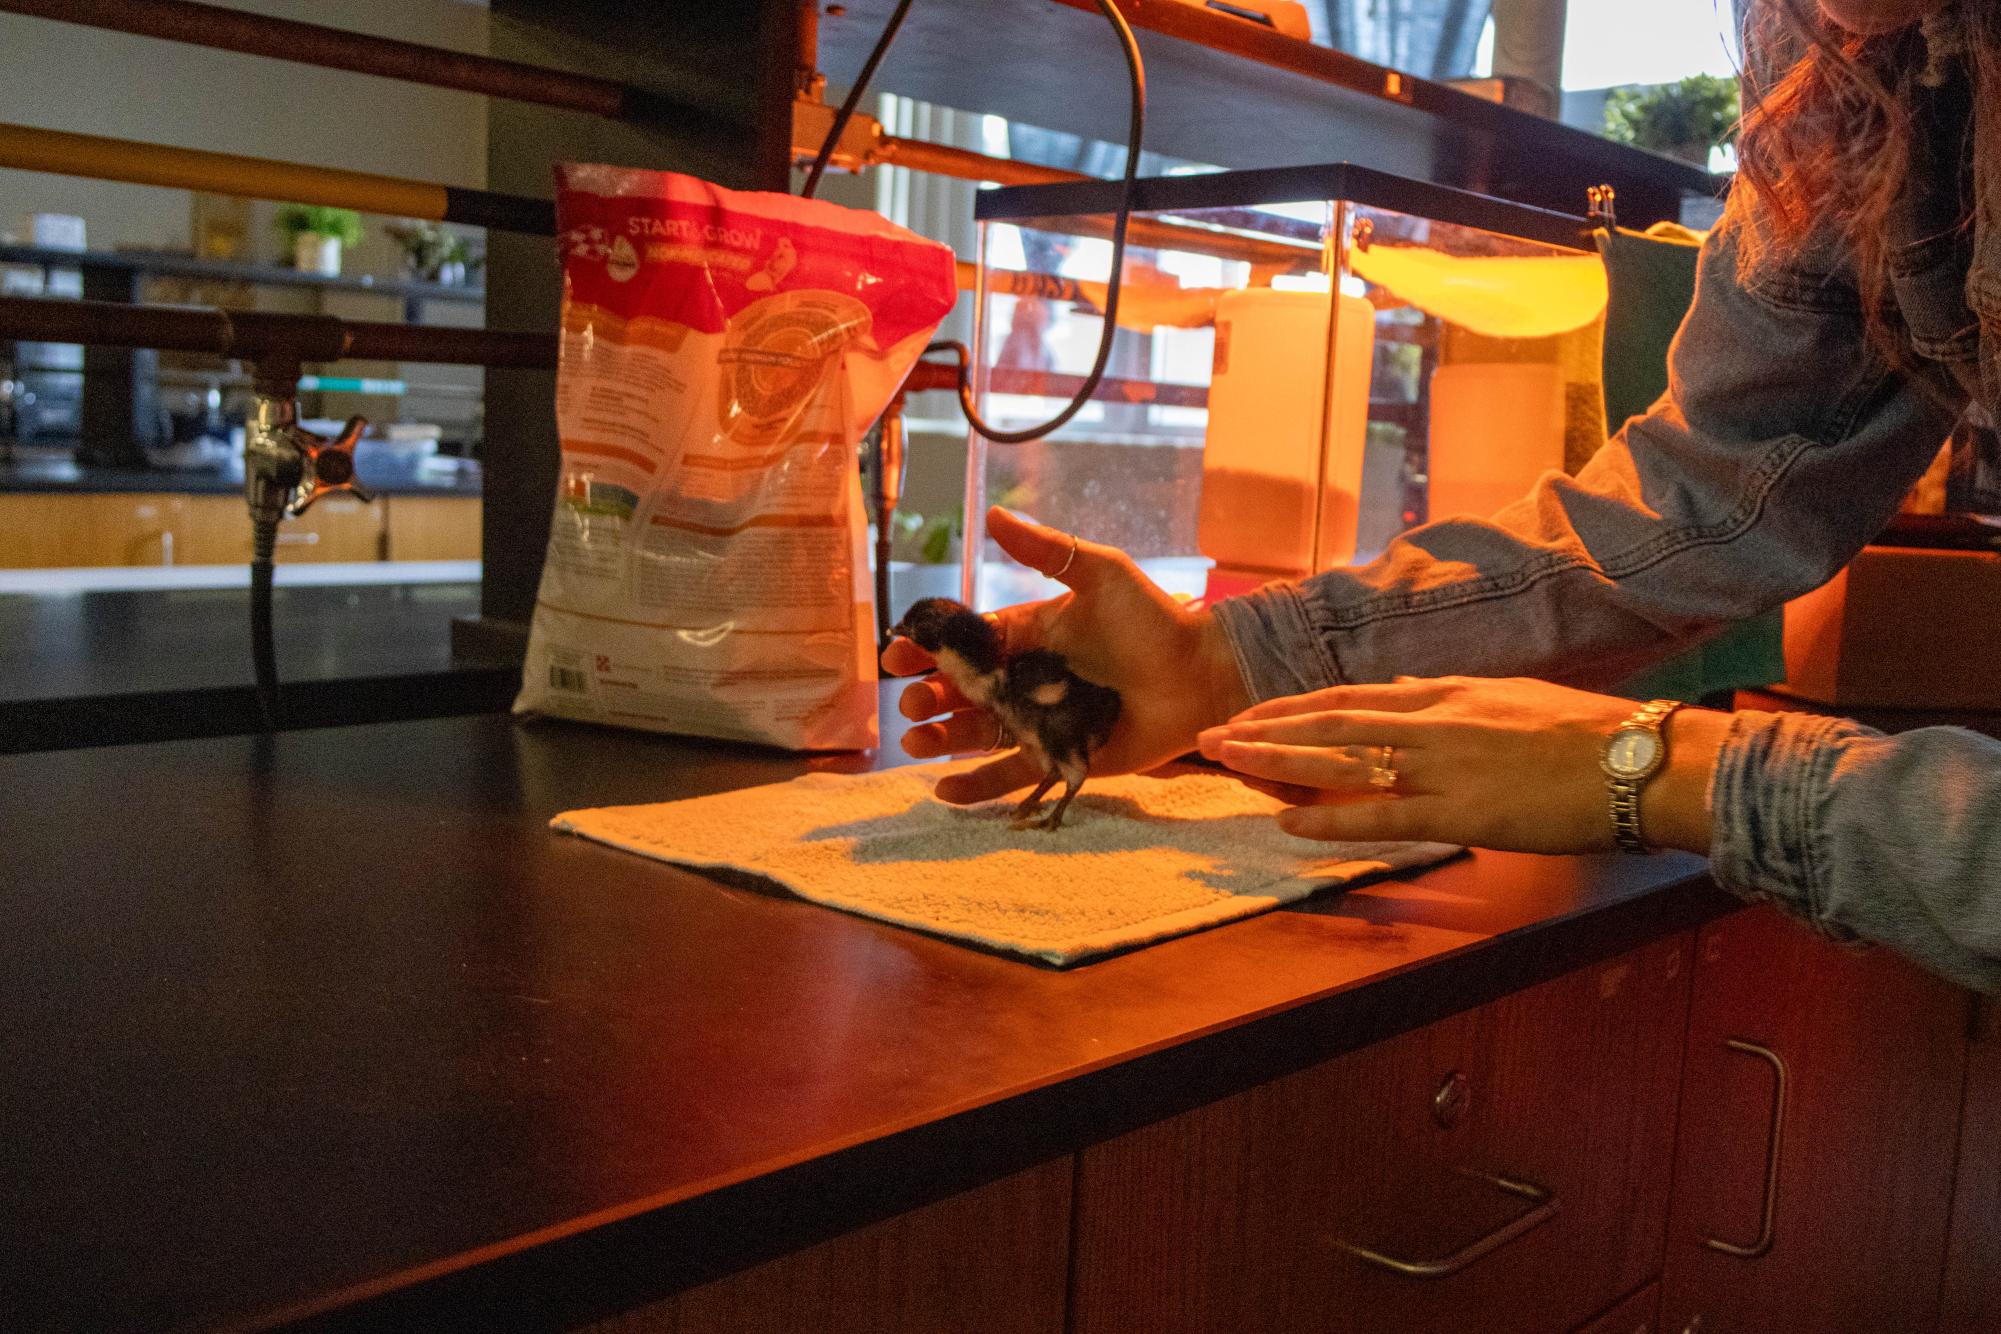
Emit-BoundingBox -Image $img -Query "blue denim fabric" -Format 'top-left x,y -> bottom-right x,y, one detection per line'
1711,712 -> 2001,993
1209,179 -> 2001,990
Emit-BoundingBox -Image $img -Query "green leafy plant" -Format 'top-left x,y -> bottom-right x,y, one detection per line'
272,204 -> 363,249
385,219 -> 482,282
1603,75 -> 1740,166
894,509 -> 962,564
892,487 -> 1031,564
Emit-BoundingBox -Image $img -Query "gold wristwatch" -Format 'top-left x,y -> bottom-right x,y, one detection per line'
1601,698 -> 1685,854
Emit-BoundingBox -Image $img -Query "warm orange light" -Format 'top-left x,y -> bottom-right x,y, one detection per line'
1346,247 -> 1608,339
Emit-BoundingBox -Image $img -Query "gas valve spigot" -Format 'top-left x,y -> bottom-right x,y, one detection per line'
242,393 -> 371,526
289,414 -> 372,515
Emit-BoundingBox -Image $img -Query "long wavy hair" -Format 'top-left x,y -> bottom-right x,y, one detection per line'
1734,0 -> 1997,358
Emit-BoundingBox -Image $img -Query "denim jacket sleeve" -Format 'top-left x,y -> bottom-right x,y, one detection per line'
1712,711 -> 2001,993
1211,190 -> 1964,699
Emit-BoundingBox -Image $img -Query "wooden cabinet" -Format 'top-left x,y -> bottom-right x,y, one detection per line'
548,914 -> 1986,1334
0,491 -> 485,567
0,492 -> 185,566
1941,996 -> 2001,1334
175,493 -> 383,564
577,1158 -> 1073,1334
0,491 -> 388,566
1660,905 -> 1972,1334
1068,935 -> 1692,1334
383,494 -> 481,561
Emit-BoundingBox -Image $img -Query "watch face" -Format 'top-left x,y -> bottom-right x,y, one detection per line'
1606,727 -> 1662,779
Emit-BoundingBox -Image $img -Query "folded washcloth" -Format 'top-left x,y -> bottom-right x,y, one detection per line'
552,762 -> 1462,967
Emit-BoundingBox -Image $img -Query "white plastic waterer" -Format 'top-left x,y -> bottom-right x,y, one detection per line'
1196,286 -> 1377,582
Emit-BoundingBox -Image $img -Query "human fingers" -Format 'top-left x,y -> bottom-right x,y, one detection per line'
932,748 -> 1045,804
984,507 -> 1126,592
1213,738 -> 1420,796
1200,708 -> 1430,759
1276,795 -> 1454,843
896,674 -> 974,721
880,636 -> 935,677
1229,773 -> 1325,807
902,709 -> 1010,759
1228,678 -> 1460,725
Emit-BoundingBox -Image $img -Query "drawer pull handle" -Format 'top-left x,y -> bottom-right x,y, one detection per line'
1704,1038 -> 1787,1259
1338,1172 -> 1560,1279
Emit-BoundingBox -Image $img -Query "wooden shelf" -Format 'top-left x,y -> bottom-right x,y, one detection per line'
0,243 -> 484,303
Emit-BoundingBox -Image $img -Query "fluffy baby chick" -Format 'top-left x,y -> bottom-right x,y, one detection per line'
893,597 -> 1122,831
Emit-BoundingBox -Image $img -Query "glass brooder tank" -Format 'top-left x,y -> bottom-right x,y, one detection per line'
962,164 -> 1609,610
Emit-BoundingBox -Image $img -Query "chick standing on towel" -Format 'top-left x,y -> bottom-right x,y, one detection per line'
891,597 -> 1121,831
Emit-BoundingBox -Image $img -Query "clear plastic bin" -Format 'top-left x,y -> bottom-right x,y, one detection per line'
963,164 -> 1608,610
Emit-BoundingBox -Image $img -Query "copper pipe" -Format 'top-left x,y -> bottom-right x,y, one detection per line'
898,358 -> 1207,409
983,366 -> 1208,408
1009,207 -> 1320,270
797,0 -> 825,100
0,290 -> 964,384
0,122 -> 554,235
876,137 -> 1084,187
0,0 -> 696,125
0,294 -> 556,369
905,360 -> 961,395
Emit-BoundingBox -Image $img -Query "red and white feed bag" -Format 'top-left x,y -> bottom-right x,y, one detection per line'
514,165 -> 956,749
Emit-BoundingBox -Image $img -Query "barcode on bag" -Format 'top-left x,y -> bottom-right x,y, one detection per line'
549,665 -> 589,692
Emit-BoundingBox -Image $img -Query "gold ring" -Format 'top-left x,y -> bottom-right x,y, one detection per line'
989,717 -> 1010,752
1051,533 -> 1079,580
1369,744 -> 1398,793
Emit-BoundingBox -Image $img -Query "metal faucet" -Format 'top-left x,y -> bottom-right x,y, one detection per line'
240,384 -> 371,731
242,392 -> 371,528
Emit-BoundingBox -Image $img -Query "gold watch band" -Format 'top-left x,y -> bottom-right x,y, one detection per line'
1607,699 -> 1684,854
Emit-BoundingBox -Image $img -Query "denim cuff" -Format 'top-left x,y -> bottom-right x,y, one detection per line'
1210,582 -> 1344,705
1707,709 -> 1866,931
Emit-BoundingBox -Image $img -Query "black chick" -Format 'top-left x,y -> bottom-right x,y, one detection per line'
892,597 -> 1122,831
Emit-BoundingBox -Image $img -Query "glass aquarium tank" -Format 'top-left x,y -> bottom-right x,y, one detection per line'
962,164 -> 1609,610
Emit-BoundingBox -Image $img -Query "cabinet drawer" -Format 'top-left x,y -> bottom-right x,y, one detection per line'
1663,906 -> 1969,1334
0,492 -> 385,567
0,492 -> 187,567
384,495 -> 480,562
1070,935 -> 1691,1334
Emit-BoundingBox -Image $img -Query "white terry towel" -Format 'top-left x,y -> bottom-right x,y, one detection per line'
552,762 -> 1462,967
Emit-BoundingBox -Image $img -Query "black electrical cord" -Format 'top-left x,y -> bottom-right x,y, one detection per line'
250,518 -> 281,731
804,0 -> 1146,447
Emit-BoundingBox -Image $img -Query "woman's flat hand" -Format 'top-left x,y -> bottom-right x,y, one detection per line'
1196,676 -> 1730,855
881,507 -> 1249,805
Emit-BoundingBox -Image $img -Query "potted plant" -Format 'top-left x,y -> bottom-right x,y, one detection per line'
1603,74 -> 1740,168
274,204 -> 363,277
385,219 -> 482,286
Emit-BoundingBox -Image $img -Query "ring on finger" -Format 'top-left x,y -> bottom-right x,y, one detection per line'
1368,744 -> 1399,793
1051,533 -> 1079,580
988,716 -> 1011,752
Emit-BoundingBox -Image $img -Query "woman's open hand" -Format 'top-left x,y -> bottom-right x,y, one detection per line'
882,508 -> 1249,804
1197,675 -> 1731,855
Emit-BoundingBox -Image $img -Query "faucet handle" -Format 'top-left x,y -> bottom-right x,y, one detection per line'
289,415 -> 373,515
